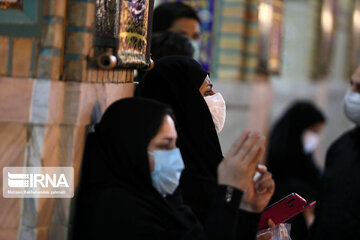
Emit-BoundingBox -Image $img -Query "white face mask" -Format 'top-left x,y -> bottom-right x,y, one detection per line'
302,130 -> 319,154
344,89 -> 360,126
204,93 -> 226,133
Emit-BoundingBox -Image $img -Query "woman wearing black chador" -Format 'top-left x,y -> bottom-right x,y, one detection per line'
267,101 -> 326,240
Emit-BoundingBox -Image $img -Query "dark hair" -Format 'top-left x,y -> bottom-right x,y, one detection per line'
153,2 -> 200,33
151,31 -> 194,61
135,32 -> 195,83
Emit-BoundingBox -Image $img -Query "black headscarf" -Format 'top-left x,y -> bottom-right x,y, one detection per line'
135,56 -> 223,223
267,101 -> 326,186
136,32 -> 195,83
71,98 -> 201,239
266,101 -> 326,240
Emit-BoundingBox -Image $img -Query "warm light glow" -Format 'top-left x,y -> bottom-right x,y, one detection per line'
321,3 -> 333,34
269,58 -> 279,69
259,1 -> 273,30
353,9 -> 360,31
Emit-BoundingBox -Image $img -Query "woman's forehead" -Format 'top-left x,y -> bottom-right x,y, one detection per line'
154,115 -> 177,139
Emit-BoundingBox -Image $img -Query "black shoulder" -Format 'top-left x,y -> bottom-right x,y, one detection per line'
328,128 -> 354,151
325,128 -> 355,167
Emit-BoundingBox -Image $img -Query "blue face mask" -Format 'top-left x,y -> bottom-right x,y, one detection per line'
149,148 -> 185,196
189,39 -> 200,61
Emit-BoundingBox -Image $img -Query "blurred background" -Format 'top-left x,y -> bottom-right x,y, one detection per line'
0,0 -> 357,239
152,0 -> 355,171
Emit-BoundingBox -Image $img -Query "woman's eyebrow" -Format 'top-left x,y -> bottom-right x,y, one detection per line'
159,137 -> 175,142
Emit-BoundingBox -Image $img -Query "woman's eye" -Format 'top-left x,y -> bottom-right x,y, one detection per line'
157,145 -> 171,150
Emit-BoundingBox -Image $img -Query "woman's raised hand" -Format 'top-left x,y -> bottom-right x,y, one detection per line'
218,131 -> 266,191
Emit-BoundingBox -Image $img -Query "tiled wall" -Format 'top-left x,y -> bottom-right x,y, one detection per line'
212,0 -> 260,81
0,1 -> 135,239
